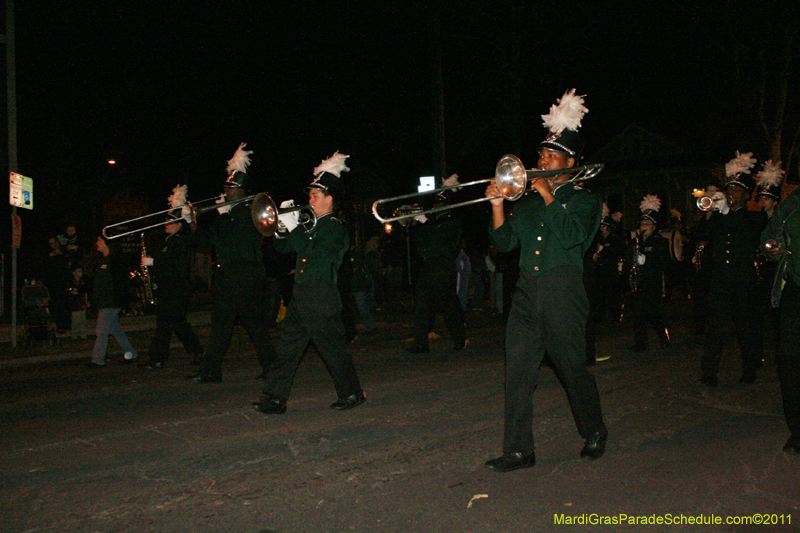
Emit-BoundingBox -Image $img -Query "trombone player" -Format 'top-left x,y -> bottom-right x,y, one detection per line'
188,143 -> 277,383
483,90 -> 607,472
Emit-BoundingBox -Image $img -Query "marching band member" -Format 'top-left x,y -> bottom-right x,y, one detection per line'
628,195 -> 671,352
760,179 -> 800,454
139,186 -> 204,369
189,143 -> 277,383
483,89 -> 607,472
695,152 -> 767,386
255,152 -> 366,414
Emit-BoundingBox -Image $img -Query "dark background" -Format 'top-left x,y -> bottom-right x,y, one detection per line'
2,0 -> 798,280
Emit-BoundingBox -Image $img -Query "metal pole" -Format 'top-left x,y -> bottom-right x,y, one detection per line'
5,0 -> 18,347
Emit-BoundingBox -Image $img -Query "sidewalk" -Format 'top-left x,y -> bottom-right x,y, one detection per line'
0,309 -> 212,369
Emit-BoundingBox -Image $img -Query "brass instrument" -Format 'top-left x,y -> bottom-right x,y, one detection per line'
139,233 -> 155,306
629,234 -> 643,292
697,195 -> 720,212
102,193 -> 316,240
371,154 -> 603,223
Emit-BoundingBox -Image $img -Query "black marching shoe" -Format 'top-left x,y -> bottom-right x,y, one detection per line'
658,330 -> 670,349
330,392 -> 366,411
628,343 -> 647,353
738,373 -> 756,384
783,436 -> 800,455
580,428 -> 608,460
485,451 -> 536,472
253,394 -> 287,415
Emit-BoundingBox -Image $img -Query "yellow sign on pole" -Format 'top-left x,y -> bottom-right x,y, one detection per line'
9,172 -> 33,210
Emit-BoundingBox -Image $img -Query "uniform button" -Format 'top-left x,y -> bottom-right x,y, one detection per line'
300,269 -> 304,273
534,266 -> 539,271
535,250 -> 540,255
725,261 -> 729,264
537,236 -> 543,241
301,258 -> 307,262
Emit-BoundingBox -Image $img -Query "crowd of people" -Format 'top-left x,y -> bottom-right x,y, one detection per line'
23,89 -> 799,464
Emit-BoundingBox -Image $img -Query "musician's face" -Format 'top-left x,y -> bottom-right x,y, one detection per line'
725,185 -> 750,210
537,148 -> 575,182
309,188 -> 333,217
639,220 -> 656,238
758,196 -> 776,212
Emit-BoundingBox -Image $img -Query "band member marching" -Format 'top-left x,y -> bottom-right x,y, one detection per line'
483,89 -> 607,472
139,185 -> 205,369
255,152 -> 366,414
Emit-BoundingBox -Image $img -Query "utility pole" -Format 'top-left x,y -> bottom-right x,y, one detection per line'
1,0 -> 18,346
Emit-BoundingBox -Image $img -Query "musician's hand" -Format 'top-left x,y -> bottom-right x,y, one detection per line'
141,257 -> 154,267
636,253 -> 646,265
486,183 -> 503,207
216,194 -> 232,215
763,240 -> 784,256
278,200 -> 299,233
529,177 -> 553,197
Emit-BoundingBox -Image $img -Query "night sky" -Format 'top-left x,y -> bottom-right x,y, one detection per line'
3,1 -> 799,277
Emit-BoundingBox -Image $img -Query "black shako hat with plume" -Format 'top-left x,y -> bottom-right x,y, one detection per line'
166,185 -> 188,221
723,151 -> 757,194
306,151 -> 349,200
224,143 -> 253,192
755,160 -> 785,200
639,195 -> 662,226
539,89 -> 588,158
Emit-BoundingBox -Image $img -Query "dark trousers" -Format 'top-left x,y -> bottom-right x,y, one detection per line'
778,281 -> 800,439
147,294 -> 203,363
631,289 -> 667,348
701,282 -> 763,378
200,264 -> 276,380
503,269 -> 605,453
412,267 -> 465,349
264,288 -> 362,401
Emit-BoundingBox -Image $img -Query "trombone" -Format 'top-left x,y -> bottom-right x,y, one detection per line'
102,193 -> 316,239
371,154 -> 603,223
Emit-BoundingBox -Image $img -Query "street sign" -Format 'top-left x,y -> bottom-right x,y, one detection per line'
9,172 -> 33,210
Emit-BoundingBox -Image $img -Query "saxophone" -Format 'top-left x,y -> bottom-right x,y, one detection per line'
629,234 -> 643,292
140,233 -> 156,306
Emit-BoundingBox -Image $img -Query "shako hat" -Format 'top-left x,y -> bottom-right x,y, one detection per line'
755,160 -> 784,200
224,143 -> 253,192
306,151 -> 349,199
723,151 -> 757,194
639,195 -> 662,225
539,89 -> 588,157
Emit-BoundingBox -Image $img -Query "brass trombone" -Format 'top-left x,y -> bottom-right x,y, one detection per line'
102,193 -> 316,239
371,154 -> 603,223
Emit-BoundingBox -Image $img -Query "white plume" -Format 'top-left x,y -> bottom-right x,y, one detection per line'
724,151 -> 756,177
168,185 -> 188,209
541,89 -> 588,134
442,174 -> 461,189
640,194 -> 661,213
757,160 -> 785,187
313,151 -> 350,177
226,142 -> 253,174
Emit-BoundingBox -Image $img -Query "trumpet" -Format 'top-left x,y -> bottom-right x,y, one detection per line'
371,154 -> 603,223
102,193 -> 316,240
696,195 -> 720,212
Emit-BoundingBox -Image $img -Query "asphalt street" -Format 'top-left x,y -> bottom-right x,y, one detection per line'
1,300 -> 798,533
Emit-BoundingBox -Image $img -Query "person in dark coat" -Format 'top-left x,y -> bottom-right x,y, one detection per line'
255,152 -> 365,414
189,143 -> 277,383
483,89 -> 607,473
695,152 -> 768,386
87,235 -> 138,367
140,186 -> 204,369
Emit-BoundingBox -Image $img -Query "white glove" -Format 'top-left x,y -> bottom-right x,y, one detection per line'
712,192 -> 730,215
278,200 -> 299,233
636,254 -> 646,265
414,213 -> 428,224
216,194 -> 231,215
141,257 -> 154,267
181,204 -> 193,223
